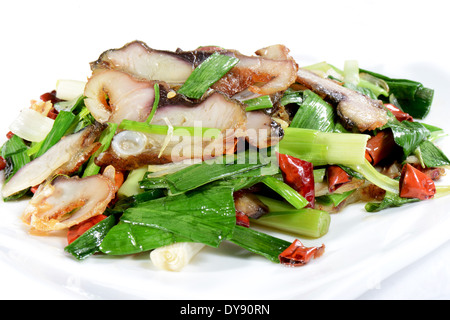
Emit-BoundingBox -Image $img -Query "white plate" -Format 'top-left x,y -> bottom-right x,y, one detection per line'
1,0 -> 449,300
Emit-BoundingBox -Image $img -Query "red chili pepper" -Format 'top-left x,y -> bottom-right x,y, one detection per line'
67,214 -> 108,245
279,239 -> 325,267
385,103 -> 414,122
365,131 -> 397,166
0,156 -> 6,171
278,153 -> 315,208
399,163 -> 436,200
327,165 -> 352,193
235,210 -> 250,228
40,90 -> 61,104
6,131 -> 14,139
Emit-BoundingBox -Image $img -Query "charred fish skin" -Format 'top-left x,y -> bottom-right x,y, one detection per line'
296,68 -> 388,132
91,40 -> 298,97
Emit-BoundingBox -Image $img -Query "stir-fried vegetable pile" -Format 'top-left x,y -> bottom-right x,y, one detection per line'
1,41 -> 449,271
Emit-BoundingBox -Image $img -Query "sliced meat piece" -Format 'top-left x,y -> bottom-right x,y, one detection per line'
91,40 -> 195,85
84,69 -> 283,170
84,69 -> 158,124
91,41 -> 298,97
95,92 -> 248,170
296,68 -> 388,132
2,123 -> 104,198
21,168 -> 116,232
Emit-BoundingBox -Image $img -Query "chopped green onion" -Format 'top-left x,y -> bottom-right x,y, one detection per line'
82,122 -> 118,177
118,119 -> 221,138
145,83 -> 160,124
244,95 -> 273,112
177,52 -> 239,99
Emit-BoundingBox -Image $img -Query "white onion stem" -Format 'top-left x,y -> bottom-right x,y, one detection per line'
150,242 -> 205,272
56,79 -> 86,101
9,108 -> 54,142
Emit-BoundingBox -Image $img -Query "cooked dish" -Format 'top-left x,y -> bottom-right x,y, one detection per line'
1,41 -> 448,271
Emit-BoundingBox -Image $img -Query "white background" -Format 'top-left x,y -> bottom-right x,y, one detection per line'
0,0 -> 450,300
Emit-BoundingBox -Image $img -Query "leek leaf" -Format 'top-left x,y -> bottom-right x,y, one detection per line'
33,111 -> 76,159
383,117 -> 431,158
416,140 -> 450,167
65,215 -> 117,260
178,52 -> 239,99
100,222 -> 188,255
365,191 -> 419,212
140,152 -> 271,195
290,90 -> 335,132
228,226 -> 291,263
120,185 -> 236,248
280,88 -> 303,106
1,134 -> 30,186
360,68 -> 434,119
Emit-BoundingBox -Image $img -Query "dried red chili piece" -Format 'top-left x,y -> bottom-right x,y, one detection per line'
365,131 -> 397,166
327,165 -> 352,192
67,214 -> 108,245
385,103 -> 413,122
279,239 -> 325,267
278,153 -> 315,208
0,156 -> 6,171
235,210 -> 250,228
40,90 -> 62,104
399,163 -> 436,200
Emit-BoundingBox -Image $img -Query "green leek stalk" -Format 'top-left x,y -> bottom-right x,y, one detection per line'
348,159 -> 399,194
244,95 -> 273,112
262,175 -> 308,209
278,127 -> 370,167
252,195 -> 330,238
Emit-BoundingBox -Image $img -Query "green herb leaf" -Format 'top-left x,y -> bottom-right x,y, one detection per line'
65,215 -> 117,260
290,90 -> 335,132
244,95 -> 273,112
365,191 -> 419,213
228,225 -> 291,263
177,52 -> 239,99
